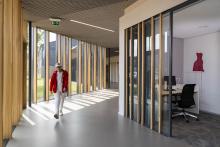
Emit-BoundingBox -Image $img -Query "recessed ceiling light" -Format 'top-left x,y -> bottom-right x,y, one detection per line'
70,19 -> 115,32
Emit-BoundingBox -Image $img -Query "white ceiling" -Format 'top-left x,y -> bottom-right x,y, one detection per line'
174,0 -> 220,39
22,0 -> 136,48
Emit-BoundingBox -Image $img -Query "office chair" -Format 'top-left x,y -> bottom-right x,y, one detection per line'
172,84 -> 199,123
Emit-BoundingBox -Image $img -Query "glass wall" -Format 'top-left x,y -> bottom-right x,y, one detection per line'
125,13 -> 172,136
36,29 -> 46,102
153,16 -> 160,131
49,32 -> 57,99
30,27 -> 107,103
71,39 -> 78,94
145,19 -> 151,128
132,25 -> 138,122
96,47 -> 100,90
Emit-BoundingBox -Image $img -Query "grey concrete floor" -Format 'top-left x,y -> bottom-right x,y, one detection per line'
7,90 -> 192,147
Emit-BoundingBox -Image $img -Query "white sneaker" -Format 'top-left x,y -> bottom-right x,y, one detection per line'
59,110 -> 63,116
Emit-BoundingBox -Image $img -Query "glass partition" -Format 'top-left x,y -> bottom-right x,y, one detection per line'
132,25 -> 138,122
153,16 -> 160,131
125,13 -> 172,136
162,13 -> 172,136
144,19 -> 151,128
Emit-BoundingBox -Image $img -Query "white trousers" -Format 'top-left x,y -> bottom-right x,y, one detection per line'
54,91 -> 66,114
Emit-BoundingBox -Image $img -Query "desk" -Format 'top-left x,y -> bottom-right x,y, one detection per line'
162,84 -> 199,114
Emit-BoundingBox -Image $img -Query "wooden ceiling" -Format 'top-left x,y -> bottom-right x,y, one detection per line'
22,0 -> 136,48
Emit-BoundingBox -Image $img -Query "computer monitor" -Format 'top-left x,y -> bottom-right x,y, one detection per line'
164,76 -> 176,86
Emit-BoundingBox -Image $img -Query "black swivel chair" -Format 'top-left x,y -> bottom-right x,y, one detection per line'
172,84 -> 199,123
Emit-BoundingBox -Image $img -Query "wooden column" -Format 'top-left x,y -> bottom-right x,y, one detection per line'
57,34 -> 61,63
87,44 -> 91,91
12,0 -> 22,125
150,17 -> 155,129
94,45 -> 97,91
158,14 -> 164,133
0,0 -> 3,145
3,0 -> 13,139
68,38 -> 72,95
141,21 -> 146,125
45,31 -> 49,101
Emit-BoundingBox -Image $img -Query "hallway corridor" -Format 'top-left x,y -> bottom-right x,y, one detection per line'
7,90 -> 191,147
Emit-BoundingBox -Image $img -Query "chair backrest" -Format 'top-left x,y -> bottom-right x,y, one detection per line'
179,84 -> 196,108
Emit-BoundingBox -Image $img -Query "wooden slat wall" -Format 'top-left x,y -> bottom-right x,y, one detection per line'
1,0 -> 24,141
3,0 -> 13,139
12,0 -> 22,125
0,0 -> 3,145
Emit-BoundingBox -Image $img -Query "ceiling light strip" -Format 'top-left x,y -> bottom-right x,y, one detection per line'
70,19 -> 115,32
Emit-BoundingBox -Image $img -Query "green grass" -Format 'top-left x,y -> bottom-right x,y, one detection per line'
71,81 -> 77,94
37,78 -> 44,100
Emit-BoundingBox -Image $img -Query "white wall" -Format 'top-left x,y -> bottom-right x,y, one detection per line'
119,0 -> 187,116
183,32 -> 220,115
173,38 -> 184,83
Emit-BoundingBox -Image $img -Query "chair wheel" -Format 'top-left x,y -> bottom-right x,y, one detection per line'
186,120 -> 189,123
196,118 -> 199,121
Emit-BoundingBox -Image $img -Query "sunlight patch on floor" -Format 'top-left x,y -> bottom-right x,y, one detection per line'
22,90 -> 119,125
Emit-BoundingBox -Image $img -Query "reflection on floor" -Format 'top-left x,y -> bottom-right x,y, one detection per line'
173,112 -> 220,147
22,89 -> 119,125
7,89 -> 191,147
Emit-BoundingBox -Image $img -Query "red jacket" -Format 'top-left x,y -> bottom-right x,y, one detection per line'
50,70 -> 68,93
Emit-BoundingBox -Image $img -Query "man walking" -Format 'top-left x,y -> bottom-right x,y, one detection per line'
50,63 -> 68,119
